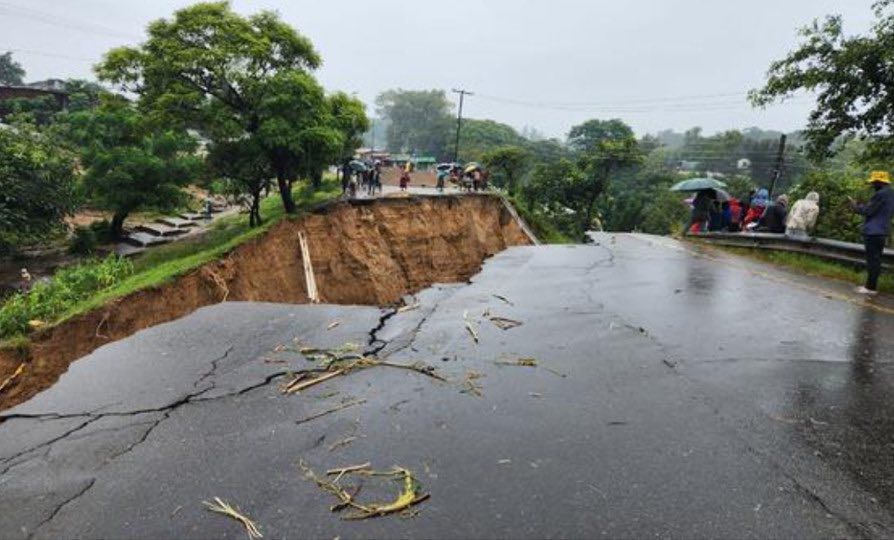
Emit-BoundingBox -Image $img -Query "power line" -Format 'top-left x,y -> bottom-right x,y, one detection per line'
0,1 -> 141,41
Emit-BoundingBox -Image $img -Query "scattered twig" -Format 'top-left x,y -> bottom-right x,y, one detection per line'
302,461 -> 428,520
328,436 -> 360,452
203,497 -> 263,539
397,303 -> 420,314
327,321 -> 341,330
460,370 -> 484,397
489,316 -> 523,330
493,294 -> 514,306
463,310 -> 479,344
495,358 -> 537,367
0,363 -> 25,395
296,399 -> 366,425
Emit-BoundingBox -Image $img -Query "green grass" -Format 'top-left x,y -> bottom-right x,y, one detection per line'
507,195 -> 574,244
1,180 -> 341,344
715,245 -> 894,294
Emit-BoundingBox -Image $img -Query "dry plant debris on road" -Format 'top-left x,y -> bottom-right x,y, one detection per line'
299,461 -> 429,520
202,497 -> 263,539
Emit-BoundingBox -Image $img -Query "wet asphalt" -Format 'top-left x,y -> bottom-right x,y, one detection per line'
3,233 -> 894,538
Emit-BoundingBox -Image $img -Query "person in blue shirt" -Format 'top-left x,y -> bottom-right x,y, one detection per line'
849,171 -> 894,294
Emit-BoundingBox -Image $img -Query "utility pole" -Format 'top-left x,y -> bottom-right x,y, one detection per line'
768,133 -> 787,198
452,88 -> 473,163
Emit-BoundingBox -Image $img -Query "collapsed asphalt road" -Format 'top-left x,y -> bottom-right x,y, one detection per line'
3,232 -> 894,538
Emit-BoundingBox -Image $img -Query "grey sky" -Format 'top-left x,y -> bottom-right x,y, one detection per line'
0,0 -> 879,138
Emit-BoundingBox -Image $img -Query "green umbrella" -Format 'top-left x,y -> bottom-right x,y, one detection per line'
349,160 -> 368,172
670,177 -> 727,192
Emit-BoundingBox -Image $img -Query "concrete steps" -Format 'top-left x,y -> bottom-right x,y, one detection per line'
122,231 -> 173,248
156,217 -> 197,229
134,223 -> 188,238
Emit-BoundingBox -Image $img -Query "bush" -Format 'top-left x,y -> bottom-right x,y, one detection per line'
69,226 -> 98,255
0,255 -> 133,339
787,171 -> 866,243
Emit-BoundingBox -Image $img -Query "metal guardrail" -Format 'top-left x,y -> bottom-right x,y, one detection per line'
689,231 -> 894,269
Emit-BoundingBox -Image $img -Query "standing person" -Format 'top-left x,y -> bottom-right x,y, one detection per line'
399,169 -> 410,191
686,189 -> 714,234
850,171 -> 894,295
728,198 -> 743,232
472,169 -> 482,192
19,268 -> 32,293
786,191 -> 820,239
341,162 -> 352,194
436,168 -> 447,193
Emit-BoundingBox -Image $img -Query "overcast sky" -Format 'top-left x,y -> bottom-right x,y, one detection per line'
0,0 -> 879,138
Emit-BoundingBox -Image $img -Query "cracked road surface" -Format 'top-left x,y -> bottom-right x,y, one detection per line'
4,233 -> 894,538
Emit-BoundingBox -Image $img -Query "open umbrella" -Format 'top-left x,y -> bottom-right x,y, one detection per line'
464,162 -> 483,174
670,177 -> 727,192
349,160 -> 368,172
714,189 -> 731,202
436,162 -> 455,172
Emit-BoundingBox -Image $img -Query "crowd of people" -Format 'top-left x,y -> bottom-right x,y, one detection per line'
686,171 -> 894,295
340,161 -> 383,197
686,188 -> 818,237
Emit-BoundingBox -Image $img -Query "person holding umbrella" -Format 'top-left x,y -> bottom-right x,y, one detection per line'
849,171 -> 894,295
670,177 -> 727,234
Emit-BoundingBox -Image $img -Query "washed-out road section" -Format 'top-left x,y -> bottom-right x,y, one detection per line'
2,233 -> 894,538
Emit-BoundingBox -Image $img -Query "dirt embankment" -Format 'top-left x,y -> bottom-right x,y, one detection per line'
0,195 -> 532,411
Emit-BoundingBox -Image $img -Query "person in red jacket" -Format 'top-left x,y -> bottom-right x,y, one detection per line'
399,170 -> 410,191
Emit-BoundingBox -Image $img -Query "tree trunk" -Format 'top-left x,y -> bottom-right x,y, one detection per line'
311,169 -> 323,190
110,211 -> 128,240
276,173 -> 297,214
249,189 -> 262,227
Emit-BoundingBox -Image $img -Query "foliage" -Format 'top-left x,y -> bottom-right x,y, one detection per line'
375,89 -> 453,158
750,1 -> 894,161
0,51 -> 24,85
69,226 -> 99,255
721,246 -> 894,295
0,255 -> 133,339
207,138 -> 271,226
67,99 -> 202,237
0,79 -> 108,125
787,170 -> 866,242
482,146 -> 530,195
95,1 -> 354,214
458,119 -> 528,162
0,122 -> 77,252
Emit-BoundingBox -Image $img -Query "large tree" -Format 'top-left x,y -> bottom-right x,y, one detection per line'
0,123 -> 76,251
750,1 -> 894,160
482,146 -> 530,195
0,51 -> 24,85
375,89 -> 453,158
208,138 -> 271,227
70,99 -> 201,238
95,1 -> 336,214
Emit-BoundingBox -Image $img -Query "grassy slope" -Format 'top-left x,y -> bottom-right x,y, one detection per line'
57,181 -> 341,327
714,245 -> 894,294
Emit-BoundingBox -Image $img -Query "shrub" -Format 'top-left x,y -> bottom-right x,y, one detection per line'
788,171 -> 865,243
69,226 -> 98,255
0,255 -> 133,339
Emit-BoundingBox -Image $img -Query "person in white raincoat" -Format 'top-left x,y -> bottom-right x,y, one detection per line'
785,191 -> 820,239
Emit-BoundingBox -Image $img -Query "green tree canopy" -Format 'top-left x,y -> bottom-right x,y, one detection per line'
750,1 -> 894,160
482,146 -> 530,195
69,99 -> 201,238
457,119 -> 527,162
0,51 -> 24,85
0,123 -> 76,252
208,138 -> 271,227
375,89 -> 453,158
95,1 -> 336,213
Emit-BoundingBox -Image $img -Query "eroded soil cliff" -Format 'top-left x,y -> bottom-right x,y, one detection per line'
0,194 -> 532,411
